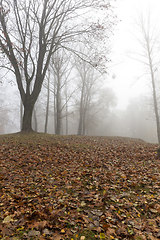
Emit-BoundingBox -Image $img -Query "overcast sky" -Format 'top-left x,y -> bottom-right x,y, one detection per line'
108,0 -> 160,109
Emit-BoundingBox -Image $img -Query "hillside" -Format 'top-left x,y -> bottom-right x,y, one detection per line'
0,133 -> 160,240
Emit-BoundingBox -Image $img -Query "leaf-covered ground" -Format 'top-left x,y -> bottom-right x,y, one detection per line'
0,133 -> 160,240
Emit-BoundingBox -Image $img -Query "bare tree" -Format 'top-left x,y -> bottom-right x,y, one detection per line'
50,50 -> 74,135
0,0 -> 116,132
73,53 -> 103,135
42,49 -> 75,135
87,87 -> 117,135
52,54 -> 62,135
131,10 -> 160,143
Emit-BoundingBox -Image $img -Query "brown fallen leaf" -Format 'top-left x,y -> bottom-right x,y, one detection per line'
116,227 -> 128,236
52,233 -> 64,240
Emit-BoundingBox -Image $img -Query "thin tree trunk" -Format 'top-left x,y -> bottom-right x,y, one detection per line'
78,109 -> 83,135
56,90 -> 61,135
147,41 -> 160,143
65,84 -> 68,135
82,110 -> 86,135
44,72 -> 50,133
66,100 -> 68,135
55,73 -> 61,135
78,83 -> 85,135
151,75 -> 160,143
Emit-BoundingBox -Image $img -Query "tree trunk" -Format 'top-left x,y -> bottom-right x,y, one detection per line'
56,116 -> 61,135
78,112 -> 83,135
55,75 -> 61,135
82,110 -> 86,135
44,73 -> 50,133
147,41 -> 160,143
55,96 -> 61,135
21,101 -> 34,132
151,79 -> 160,143
77,84 -> 84,135
33,108 -> 38,132
66,102 -> 68,135
20,99 -> 23,130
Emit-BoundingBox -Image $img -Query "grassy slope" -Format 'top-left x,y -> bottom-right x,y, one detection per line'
0,133 -> 160,240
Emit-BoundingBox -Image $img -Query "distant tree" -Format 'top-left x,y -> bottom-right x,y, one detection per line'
91,87 -> 117,135
74,58 -> 99,135
43,49 -> 75,135
51,50 -> 75,135
115,96 -> 157,143
52,52 -> 65,135
73,51 -> 117,135
44,70 -> 50,133
0,88 -> 14,134
0,0 -> 116,132
0,105 -> 8,134
131,10 -> 160,143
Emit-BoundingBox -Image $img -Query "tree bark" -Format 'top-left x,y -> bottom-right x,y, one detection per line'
21,100 -> 34,132
20,99 -> 23,130
33,108 -> 38,132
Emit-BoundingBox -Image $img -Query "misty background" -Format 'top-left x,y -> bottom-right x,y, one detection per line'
0,0 -> 160,143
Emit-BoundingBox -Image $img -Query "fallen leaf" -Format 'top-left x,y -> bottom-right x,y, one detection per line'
2,216 -> 14,223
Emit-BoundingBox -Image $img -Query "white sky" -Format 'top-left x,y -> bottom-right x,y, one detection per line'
108,0 -> 160,109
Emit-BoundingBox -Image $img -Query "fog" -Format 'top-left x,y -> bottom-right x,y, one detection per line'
0,0 -> 160,143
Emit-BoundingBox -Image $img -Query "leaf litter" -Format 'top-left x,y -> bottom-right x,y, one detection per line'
0,133 -> 160,240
